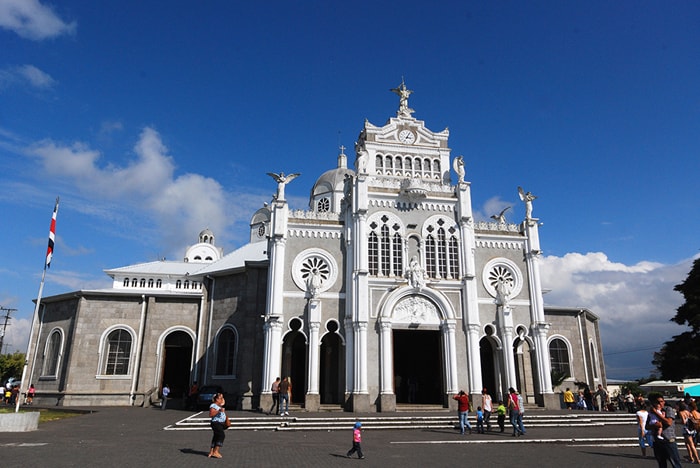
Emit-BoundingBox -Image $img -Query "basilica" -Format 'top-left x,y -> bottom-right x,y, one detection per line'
27,83 -> 605,411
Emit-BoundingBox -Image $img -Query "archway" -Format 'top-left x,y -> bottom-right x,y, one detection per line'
282,330 -> 307,405
320,332 -> 343,404
393,329 -> 442,404
479,337 -> 498,398
161,331 -> 193,401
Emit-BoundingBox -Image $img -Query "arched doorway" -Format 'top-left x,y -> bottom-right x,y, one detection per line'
281,319 -> 307,405
513,337 -> 534,403
320,330 -> 343,404
392,329 -> 443,404
161,331 -> 193,401
479,337 -> 498,398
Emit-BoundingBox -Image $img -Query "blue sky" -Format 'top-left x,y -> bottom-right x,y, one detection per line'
1,0 -> 699,381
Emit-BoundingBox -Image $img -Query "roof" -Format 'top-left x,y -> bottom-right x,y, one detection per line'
194,242 -> 268,276
104,260 -> 207,277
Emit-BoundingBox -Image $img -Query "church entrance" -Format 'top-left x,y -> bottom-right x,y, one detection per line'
392,329 -> 442,404
281,323 -> 307,405
161,331 -> 193,400
479,337 -> 498,399
320,331 -> 343,404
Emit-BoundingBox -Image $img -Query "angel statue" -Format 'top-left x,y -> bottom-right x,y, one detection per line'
452,155 -> 465,184
390,79 -> 415,116
517,186 -> 537,220
266,172 -> 300,201
490,206 -> 511,224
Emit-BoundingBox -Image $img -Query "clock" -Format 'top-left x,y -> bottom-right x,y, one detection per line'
257,224 -> 266,238
398,129 -> 415,144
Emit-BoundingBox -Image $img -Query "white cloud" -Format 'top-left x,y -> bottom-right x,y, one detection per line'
540,252 -> 693,379
474,196 -> 516,223
0,0 -> 76,40
26,127 -> 256,253
0,64 -> 56,91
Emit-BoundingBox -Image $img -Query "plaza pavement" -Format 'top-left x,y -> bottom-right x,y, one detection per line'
0,406 -> 680,467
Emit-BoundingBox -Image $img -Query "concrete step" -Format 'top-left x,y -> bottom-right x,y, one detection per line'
165,411 -> 637,432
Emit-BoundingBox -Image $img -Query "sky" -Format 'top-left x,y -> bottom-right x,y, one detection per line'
1,0 -> 699,381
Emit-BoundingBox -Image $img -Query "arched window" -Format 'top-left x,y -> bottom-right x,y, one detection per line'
376,155 -> 383,173
392,233 -> 403,277
549,338 -> 571,377
367,215 -> 404,277
123,278 -> 129,287
215,327 -> 237,376
590,342 -> 598,379
437,228 -> 447,279
131,278 -> 137,287
368,232 -> 379,275
448,237 -> 460,279
139,278 -> 146,288
42,329 -> 62,376
156,279 -> 162,288
176,280 -> 182,289
423,218 -> 459,279
148,278 -> 154,288
380,225 -> 391,276
425,235 -> 437,277
184,280 -> 190,289
103,329 -> 132,375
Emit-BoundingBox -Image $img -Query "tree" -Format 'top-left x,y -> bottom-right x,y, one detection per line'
652,257 -> 700,380
0,352 -> 25,384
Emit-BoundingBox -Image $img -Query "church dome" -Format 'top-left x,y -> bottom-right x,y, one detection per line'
310,148 -> 355,202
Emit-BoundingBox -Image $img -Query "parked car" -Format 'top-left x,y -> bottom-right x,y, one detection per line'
196,385 -> 225,410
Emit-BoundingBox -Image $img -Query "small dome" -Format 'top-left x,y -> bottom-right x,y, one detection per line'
310,166 -> 355,198
199,228 -> 215,244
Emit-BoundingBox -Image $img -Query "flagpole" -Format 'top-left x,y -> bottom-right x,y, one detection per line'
16,197 -> 59,413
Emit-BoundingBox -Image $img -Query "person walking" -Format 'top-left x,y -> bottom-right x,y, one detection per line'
636,400 -> 653,458
496,400 -> 506,433
648,394 -> 681,468
453,390 -> 472,435
507,387 -> 525,437
208,392 -> 228,459
161,384 -> 170,411
679,401 -> 699,464
346,422 -> 365,459
481,388 -> 493,431
563,387 -> 575,410
26,384 -> 36,405
279,377 -> 290,416
268,377 -> 281,415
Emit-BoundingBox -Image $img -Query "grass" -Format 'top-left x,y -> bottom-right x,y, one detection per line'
0,406 -> 84,423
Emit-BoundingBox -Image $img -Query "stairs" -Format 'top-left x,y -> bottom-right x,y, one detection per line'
165,410 -> 636,432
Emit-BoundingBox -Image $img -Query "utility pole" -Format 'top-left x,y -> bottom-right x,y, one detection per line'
0,306 -> 17,354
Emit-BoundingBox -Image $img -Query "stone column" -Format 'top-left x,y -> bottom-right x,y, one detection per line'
306,319 -> 321,411
379,320 -> 395,412
442,320 -> 459,395
260,316 -> 283,411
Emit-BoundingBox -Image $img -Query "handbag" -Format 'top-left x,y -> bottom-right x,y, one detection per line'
224,412 -> 231,428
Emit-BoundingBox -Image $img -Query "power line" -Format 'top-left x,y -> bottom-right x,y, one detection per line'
605,344 -> 665,356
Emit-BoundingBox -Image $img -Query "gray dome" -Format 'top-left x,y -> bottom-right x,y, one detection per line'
310,166 -> 355,198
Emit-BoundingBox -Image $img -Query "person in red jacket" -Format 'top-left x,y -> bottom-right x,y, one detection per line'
453,390 -> 472,435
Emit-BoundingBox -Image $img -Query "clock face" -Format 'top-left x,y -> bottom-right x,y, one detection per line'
398,129 -> 415,144
257,224 -> 266,237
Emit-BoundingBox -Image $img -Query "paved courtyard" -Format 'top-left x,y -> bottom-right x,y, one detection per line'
0,407 -> 681,467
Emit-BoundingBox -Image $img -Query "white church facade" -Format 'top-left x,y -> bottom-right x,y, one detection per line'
26,84 -> 605,411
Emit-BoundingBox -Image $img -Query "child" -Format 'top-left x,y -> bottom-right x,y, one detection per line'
496,400 -> 506,433
476,406 -> 485,433
346,421 -> 365,459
